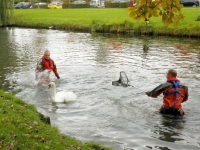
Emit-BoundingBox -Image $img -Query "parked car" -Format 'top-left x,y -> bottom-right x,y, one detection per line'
90,0 -> 105,7
90,0 -> 100,7
111,0 -> 126,3
180,0 -> 199,6
34,2 -> 48,6
14,2 -> 32,9
73,0 -> 86,4
48,1 -> 63,9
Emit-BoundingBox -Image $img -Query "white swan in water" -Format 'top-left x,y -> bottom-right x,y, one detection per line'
48,82 -> 77,103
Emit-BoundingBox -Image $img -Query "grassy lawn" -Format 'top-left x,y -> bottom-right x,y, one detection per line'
13,8 -> 200,36
14,8 -> 133,27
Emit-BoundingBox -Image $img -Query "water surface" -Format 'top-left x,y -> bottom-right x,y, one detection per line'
0,27 -> 200,150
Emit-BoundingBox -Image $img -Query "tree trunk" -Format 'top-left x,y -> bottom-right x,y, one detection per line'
0,0 -> 14,26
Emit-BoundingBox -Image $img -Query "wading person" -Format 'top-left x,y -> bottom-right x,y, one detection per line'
146,69 -> 188,116
35,50 -> 60,83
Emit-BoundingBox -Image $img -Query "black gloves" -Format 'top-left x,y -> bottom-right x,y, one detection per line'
146,91 -> 150,96
56,75 -> 60,79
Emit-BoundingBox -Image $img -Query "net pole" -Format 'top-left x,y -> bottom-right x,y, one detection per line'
130,85 -> 146,93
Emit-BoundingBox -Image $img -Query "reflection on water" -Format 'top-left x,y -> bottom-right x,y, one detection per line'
154,117 -> 185,142
0,27 -> 200,150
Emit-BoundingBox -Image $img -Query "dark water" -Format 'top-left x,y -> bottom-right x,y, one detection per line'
1,27 -> 200,150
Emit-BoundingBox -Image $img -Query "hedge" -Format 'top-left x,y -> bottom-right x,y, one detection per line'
31,2 -> 131,9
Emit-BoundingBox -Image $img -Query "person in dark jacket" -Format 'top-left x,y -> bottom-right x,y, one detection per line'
35,50 -> 60,82
146,69 -> 188,116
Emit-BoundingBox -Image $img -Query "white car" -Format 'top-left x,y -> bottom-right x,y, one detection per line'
73,0 -> 86,4
34,2 -> 47,5
111,0 -> 126,3
90,0 -> 105,7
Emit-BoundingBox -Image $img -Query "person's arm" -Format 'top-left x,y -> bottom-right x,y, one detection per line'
35,59 -> 43,76
182,93 -> 188,103
181,86 -> 189,103
146,83 -> 167,98
52,60 -> 60,79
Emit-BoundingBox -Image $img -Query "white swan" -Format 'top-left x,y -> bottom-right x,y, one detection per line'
48,82 -> 77,103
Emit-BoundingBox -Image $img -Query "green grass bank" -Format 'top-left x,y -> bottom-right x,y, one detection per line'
12,8 -> 200,38
0,90 -> 113,150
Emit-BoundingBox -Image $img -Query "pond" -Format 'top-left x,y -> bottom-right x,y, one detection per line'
0,27 -> 200,150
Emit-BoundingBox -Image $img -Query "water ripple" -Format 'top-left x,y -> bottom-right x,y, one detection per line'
1,28 -> 200,150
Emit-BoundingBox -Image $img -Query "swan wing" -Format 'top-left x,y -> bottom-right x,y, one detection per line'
55,91 -> 66,102
54,91 -> 77,103
64,91 -> 77,102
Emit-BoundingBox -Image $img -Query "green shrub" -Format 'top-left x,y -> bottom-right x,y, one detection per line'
105,2 -> 130,8
63,3 -> 90,8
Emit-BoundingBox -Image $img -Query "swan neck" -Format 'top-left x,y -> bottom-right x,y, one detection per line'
51,83 -> 56,102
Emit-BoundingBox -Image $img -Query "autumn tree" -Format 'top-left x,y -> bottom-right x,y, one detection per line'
127,0 -> 184,28
0,0 -> 14,26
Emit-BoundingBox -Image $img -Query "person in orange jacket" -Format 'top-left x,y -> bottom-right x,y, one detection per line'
35,50 -> 60,82
146,69 -> 188,116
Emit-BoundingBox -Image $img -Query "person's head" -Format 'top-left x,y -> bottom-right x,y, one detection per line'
166,69 -> 177,79
44,50 -> 50,60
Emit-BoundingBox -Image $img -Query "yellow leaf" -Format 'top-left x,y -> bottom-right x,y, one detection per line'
172,7 -> 177,13
127,7 -> 134,12
147,0 -> 153,4
148,8 -> 153,14
127,0 -> 184,28
162,13 -> 167,21
161,2 -> 167,8
154,11 -> 160,17
141,0 -> 148,4
145,12 -> 149,18
166,0 -> 171,4
176,4 -> 184,10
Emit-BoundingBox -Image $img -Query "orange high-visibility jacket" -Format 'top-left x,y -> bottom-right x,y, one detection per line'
35,56 -> 59,77
148,77 -> 188,111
